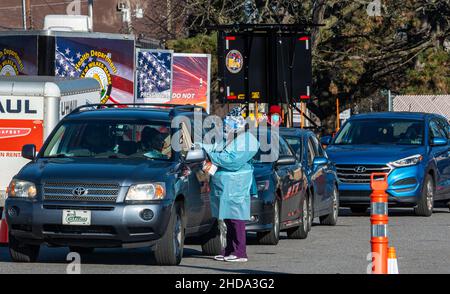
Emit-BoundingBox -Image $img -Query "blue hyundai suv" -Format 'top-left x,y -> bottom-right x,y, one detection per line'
322,112 -> 450,216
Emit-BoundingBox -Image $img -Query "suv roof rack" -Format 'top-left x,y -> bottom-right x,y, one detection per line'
69,103 -> 205,117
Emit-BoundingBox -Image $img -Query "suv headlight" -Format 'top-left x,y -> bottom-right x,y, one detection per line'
126,183 -> 166,201
8,180 -> 37,198
389,154 -> 423,168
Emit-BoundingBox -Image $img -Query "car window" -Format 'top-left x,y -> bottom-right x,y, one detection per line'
429,120 -> 446,139
436,118 -> 450,139
311,136 -> 325,157
307,137 -> 315,166
279,137 -> 294,156
284,136 -> 303,161
334,119 -> 424,145
42,120 -> 172,160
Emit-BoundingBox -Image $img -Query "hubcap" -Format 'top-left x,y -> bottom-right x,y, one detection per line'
274,203 -> 280,236
308,197 -> 313,229
303,198 -> 308,231
174,215 -> 182,258
332,188 -> 338,219
426,180 -> 434,211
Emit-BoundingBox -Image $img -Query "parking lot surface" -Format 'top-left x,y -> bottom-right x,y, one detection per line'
1,207 -> 449,274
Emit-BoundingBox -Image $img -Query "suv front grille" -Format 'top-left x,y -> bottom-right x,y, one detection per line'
336,164 -> 391,184
43,182 -> 119,203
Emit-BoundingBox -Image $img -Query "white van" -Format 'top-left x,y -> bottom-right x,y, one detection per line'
0,76 -> 101,208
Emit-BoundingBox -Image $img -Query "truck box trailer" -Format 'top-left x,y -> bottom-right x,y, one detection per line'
0,30 -> 135,104
0,76 -> 101,210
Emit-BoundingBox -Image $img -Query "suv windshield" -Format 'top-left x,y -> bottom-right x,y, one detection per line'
42,120 -> 172,160
333,119 -> 424,146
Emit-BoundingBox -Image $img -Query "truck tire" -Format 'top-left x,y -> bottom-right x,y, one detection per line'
69,247 -> 95,254
9,233 -> 40,263
320,186 -> 339,226
350,206 -> 368,214
286,195 -> 308,239
415,174 -> 434,217
200,221 -> 223,256
256,199 -> 280,245
153,202 -> 185,265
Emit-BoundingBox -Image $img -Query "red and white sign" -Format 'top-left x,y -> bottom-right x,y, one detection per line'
0,96 -> 44,192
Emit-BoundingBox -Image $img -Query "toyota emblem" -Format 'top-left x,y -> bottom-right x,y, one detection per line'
72,187 -> 88,196
354,166 -> 367,173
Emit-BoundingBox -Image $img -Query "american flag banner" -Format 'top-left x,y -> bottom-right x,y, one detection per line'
136,49 -> 173,102
55,36 -> 135,104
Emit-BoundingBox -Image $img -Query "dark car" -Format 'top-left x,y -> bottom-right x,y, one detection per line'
322,112 -> 450,216
281,128 -> 339,227
247,129 -> 309,245
5,104 -> 222,265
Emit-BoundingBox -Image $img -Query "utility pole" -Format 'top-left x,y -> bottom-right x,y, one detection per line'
22,0 -> 27,29
388,89 -> 393,111
26,0 -> 32,29
88,0 -> 94,32
167,0 -> 172,36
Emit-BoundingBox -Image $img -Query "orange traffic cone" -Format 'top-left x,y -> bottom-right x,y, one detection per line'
0,209 -> 8,244
388,247 -> 399,274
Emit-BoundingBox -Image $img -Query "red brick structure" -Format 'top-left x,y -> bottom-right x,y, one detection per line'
0,0 -> 186,41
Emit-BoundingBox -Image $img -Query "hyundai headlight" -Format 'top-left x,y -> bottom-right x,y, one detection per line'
389,154 -> 423,168
126,183 -> 166,201
8,180 -> 37,198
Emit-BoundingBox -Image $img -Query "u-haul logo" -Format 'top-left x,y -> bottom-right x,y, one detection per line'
0,127 -> 31,139
0,97 -> 44,120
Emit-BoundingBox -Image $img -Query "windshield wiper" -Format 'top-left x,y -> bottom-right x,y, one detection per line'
42,154 -> 68,158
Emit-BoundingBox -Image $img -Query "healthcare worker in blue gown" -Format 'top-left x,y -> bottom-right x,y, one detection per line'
203,107 -> 259,262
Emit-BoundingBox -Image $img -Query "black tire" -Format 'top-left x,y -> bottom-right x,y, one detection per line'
320,186 -> 339,226
153,201 -> 185,265
415,174 -> 434,217
9,233 -> 40,263
286,195 -> 309,239
350,206 -> 368,214
200,221 -> 223,256
256,199 -> 280,245
69,247 -> 95,254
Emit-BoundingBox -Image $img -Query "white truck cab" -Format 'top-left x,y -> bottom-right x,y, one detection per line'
0,76 -> 101,208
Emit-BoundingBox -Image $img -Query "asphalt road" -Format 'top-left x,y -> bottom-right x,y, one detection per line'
1,207 -> 449,274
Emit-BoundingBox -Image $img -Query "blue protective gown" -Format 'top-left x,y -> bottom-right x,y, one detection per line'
203,131 -> 259,221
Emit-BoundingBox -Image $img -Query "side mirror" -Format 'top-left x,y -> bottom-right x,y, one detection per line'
22,144 -> 36,160
185,149 -> 206,163
431,137 -> 448,146
276,155 -> 296,166
313,156 -> 328,166
320,136 -> 332,146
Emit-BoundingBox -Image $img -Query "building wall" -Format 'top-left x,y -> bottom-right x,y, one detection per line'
0,0 -> 186,41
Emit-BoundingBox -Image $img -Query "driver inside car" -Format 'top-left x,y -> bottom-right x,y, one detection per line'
138,127 -> 169,159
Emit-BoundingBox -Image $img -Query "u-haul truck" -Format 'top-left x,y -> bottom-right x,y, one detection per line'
0,76 -> 101,210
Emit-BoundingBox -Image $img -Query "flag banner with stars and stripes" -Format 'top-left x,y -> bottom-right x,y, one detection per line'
55,37 -> 135,104
136,49 -> 173,102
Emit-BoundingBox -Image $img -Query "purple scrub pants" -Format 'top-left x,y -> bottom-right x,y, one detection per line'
222,219 -> 247,258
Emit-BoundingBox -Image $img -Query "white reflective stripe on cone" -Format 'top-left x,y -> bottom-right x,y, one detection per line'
371,224 -> 388,238
388,257 -> 399,274
371,202 -> 388,215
